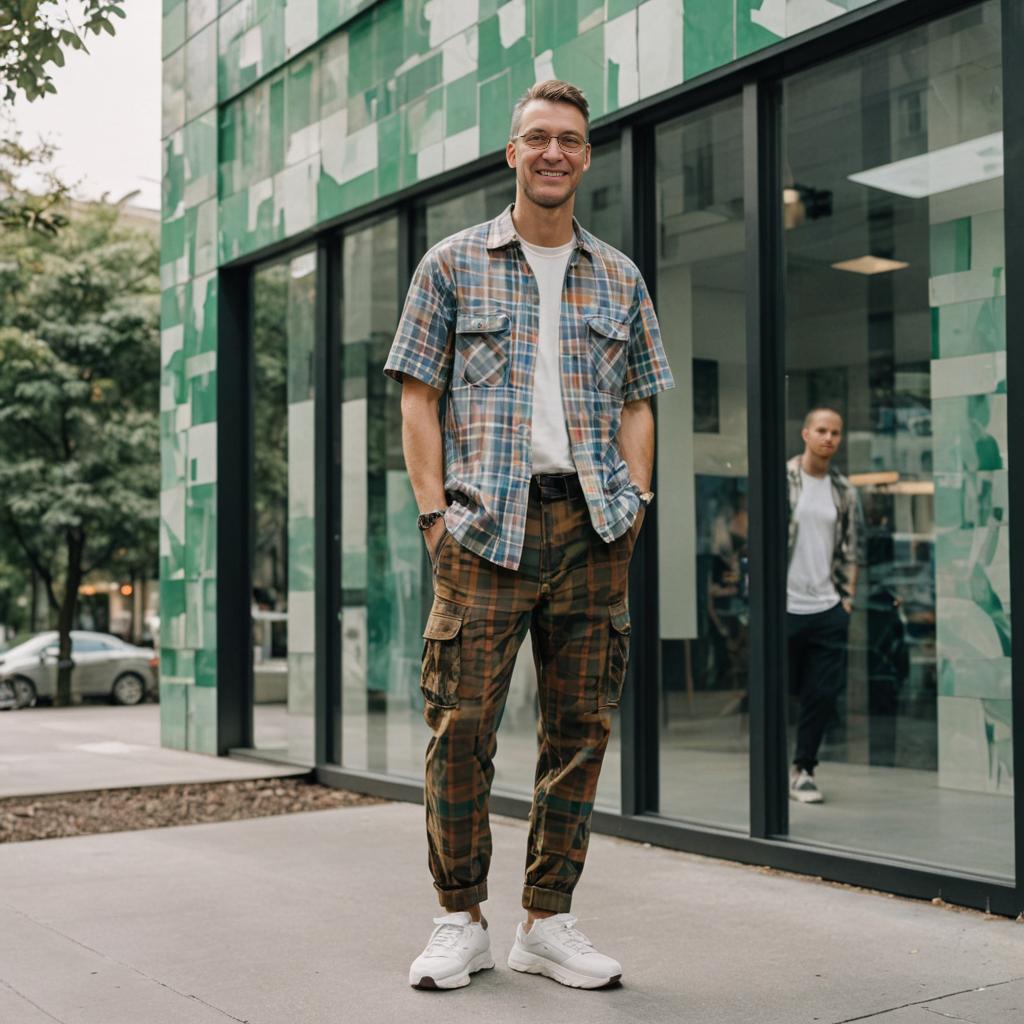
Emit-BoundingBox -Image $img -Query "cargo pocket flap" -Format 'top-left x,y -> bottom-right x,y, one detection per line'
586,314 -> 630,341
423,602 -> 465,640
609,599 -> 631,635
456,312 -> 510,333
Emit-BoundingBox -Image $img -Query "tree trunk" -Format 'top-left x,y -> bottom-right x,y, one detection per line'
54,532 -> 85,707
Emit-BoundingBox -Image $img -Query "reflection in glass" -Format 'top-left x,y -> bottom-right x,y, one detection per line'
654,98 -> 749,828
782,1 -> 1011,877
251,251 -> 317,764
338,216 -> 426,775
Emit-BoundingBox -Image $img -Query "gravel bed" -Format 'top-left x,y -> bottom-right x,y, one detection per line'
0,777 -> 386,843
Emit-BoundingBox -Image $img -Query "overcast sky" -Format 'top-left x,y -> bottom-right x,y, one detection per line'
11,4 -> 162,210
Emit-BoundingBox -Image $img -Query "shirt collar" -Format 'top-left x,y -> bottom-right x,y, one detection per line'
486,203 -> 595,255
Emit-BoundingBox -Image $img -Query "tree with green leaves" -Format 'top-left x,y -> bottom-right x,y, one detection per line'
0,1 -> 126,104
0,151 -> 159,704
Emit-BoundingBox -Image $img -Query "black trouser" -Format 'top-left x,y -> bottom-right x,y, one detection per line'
788,602 -> 849,772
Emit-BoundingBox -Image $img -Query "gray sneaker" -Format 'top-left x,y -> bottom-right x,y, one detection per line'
507,914 -> 622,989
790,769 -> 824,804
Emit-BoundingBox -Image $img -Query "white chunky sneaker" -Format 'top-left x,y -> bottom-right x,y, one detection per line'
507,913 -> 622,989
409,912 -> 494,990
790,769 -> 824,804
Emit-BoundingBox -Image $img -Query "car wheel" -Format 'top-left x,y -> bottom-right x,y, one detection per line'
111,673 -> 146,706
12,676 -> 37,709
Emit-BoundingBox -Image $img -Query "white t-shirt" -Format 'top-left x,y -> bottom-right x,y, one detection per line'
521,238 -> 575,475
787,469 -> 840,614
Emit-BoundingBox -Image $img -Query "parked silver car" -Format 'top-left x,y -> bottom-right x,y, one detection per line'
0,677 -> 15,710
0,631 -> 158,707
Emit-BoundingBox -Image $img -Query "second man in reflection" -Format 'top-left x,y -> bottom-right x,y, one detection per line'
787,408 -> 864,804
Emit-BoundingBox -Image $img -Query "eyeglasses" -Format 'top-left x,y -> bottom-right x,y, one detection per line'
513,131 -> 588,155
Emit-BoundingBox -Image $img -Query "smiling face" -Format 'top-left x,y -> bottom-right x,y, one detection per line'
506,98 -> 591,212
802,410 -> 844,461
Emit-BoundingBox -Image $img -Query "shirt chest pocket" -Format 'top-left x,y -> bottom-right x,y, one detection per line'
456,312 -> 511,387
586,314 -> 630,395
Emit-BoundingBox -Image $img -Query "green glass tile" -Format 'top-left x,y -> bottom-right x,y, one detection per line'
184,111 -> 218,207
191,368 -> 217,425
187,684 -> 218,752
162,47 -> 186,138
478,70 -> 511,156
445,71 -> 478,136
736,0 -> 782,59
163,131 -> 185,221
535,0 -> 580,52
288,58 -> 319,137
161,215 -> 186,266
550,27 -> 605,121
507,58 -> 535,110
320,33 -> 349,117
185,22 -> 217,119
194,647 -> 218,689
270,77 -> 286,174
348,8 -> 377,95
261,4 -> 287,75
159,681 -> 188,749
187,0 -> 217,37
375,111 -> 401,195
404,86 -> 444,155
342,169 -> 379,217
403,0 -> 431,58
186,482 -> 217,577
161,577 -> 187,620
218,190 -> 248,262
476,12 -> 530,72
396,51 -> 443,107
377,0 -> 404,82
931,217 -> 973,278
163,4 -> 186,59
685,0 -> 734,80
607,0 -> 640,16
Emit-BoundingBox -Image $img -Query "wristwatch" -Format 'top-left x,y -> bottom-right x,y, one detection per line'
417,508 -> 447,531
637,490 -> 655,507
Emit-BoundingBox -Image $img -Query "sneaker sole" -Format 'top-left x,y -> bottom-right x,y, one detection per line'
410,952 -> 494,990
507,947 -> 621,990
789,790 -> 824,804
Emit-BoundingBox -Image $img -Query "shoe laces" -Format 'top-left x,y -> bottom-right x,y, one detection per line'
424,918 -> 468,955
551,915 -> 595,955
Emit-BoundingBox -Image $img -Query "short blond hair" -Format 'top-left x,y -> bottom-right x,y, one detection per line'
510,80 -> 590,139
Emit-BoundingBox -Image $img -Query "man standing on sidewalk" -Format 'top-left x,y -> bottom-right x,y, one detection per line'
786,408 -> 864,804
385,80 -> 674,991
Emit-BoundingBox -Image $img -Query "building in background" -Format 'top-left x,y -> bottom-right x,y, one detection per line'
160,0 -> 1023,915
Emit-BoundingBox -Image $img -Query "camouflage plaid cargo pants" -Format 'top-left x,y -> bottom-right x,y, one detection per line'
421,474 -> 643,913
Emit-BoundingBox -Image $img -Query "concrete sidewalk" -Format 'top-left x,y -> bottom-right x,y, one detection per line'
0,705 -> 305,798
0,802 -> 1020,1024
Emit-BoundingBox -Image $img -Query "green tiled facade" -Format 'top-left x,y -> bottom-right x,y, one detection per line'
160,0 -> 882,751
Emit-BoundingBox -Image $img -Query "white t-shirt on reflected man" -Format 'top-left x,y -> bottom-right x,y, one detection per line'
786,469 -> 841,615
520,237 -> 576,475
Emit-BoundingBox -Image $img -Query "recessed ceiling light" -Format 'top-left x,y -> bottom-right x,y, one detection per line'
848,131 -> 1002,198
831,256 -> 909,275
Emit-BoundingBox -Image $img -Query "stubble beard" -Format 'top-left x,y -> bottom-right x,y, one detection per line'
520,171 -> 578,210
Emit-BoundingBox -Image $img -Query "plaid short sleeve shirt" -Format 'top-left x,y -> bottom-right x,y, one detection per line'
384,204 -> 675,570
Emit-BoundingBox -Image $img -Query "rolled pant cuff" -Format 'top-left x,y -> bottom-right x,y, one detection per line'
521,885 -> 572,913
435,881 -> 487,911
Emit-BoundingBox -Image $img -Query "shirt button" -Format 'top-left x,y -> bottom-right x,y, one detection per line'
473,318 -> 482,328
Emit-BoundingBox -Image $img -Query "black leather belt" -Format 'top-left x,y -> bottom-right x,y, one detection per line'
530,473 -> 584,502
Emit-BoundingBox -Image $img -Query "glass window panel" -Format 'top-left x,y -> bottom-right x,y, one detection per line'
782,1 -> 1011,878
654,97 -> 749,829
338,216 -> 425,776
251,249 -> 317,765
